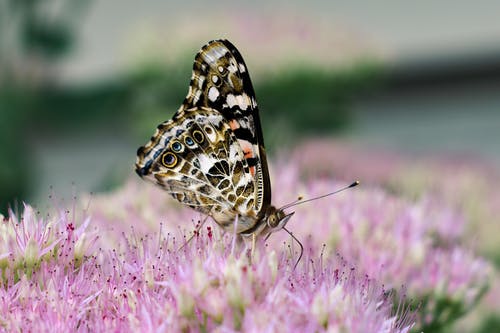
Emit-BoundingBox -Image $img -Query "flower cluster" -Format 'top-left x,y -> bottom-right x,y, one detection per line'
290,138 -> 500,259
0,140 -> 494,331
270,176 -> 492,331
83,160 -> 492,332
288,139 -> 498,331
0,205 -> 412,332
0,205 -> 97,284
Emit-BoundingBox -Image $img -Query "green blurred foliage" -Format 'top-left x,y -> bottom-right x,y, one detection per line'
476,314 -> 500,333
416,296 -> 478,333
257,63 -> 381,151
0,0 -> 89,213
0,90 -> 33,214
9,0 -> 86,59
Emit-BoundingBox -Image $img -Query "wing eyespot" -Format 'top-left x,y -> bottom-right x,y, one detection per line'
184,136 -> 195,147
171,141 -> 184,153
193,130 -> 205,143
162,152 -> 178,168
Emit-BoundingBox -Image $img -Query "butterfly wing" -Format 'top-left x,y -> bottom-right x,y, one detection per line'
136,40 -> 271,232
136,108 -> 260,232
177,39 -> 271,214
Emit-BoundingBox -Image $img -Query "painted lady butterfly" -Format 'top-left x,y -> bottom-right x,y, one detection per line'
135,39 -> 295,240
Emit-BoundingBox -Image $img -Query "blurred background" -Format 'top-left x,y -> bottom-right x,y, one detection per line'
1,0 -> 500,210
1,0 -> 499,331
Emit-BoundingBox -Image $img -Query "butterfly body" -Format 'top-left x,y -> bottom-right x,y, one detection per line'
136,40 -> 293,238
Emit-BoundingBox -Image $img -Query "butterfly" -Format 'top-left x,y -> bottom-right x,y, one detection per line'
135,39 -> 295,240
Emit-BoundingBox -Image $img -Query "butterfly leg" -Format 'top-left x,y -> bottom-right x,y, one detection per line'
250,233 -> 256,262
238,233 -> 257,266
230,215 -> 239,256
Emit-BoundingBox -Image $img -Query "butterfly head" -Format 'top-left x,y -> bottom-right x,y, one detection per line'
262,206 -> 303,270
263,206 -> 295,234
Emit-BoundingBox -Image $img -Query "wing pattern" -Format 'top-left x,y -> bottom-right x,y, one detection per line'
136,40 -> 271,232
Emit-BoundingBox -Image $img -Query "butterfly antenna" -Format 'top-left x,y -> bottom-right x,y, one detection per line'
283,226 -> 303,270
280,181 -> 359,211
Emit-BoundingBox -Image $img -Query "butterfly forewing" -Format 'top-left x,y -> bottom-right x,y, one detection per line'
179,40 -> 271,211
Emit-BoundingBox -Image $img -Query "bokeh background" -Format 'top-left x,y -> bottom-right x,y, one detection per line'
1,1 -> 499,331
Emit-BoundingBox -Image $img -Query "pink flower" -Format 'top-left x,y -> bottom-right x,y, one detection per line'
0,204 -> 97,282
268,163 -> 493,332
0,204 -> 413,332
1,141 -> 493,331
84,156 -> 492,332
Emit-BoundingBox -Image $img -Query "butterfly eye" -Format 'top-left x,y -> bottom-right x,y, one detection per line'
268,215 -> 279,228
162,152 -> 177,168
193,130 -> 204,143
184,136 -> 195,147
171,141 -> 183,152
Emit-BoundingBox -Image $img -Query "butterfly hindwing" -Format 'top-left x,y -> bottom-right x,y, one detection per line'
137,107 -> 264,232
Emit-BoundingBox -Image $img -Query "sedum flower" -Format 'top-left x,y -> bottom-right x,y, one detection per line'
1,204 -> 413,332
291,138 -> 500,261
0,204 -> 97,284
268,163 -> 493,332
1,143 -> 494,331
84,158 -> 492,332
